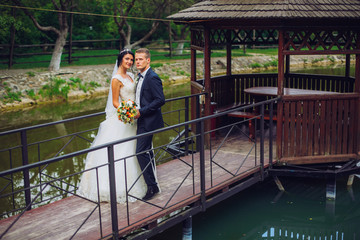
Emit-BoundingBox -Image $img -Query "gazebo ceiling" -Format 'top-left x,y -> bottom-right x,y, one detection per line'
168,0 -> 360,27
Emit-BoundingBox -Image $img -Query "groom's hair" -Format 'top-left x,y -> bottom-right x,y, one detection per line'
135,48 -> 151,59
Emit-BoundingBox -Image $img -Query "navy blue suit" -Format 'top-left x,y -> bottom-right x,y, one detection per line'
136,67 -> 165,187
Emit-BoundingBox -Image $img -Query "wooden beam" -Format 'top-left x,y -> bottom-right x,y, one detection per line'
279,153 -> 358,165
226,30 -> 232,76
204,28 -> 211,146
277,29 -> 285,160
283,50 -> 360,55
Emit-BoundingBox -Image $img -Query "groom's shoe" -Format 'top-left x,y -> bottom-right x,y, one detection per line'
142,185 -> 159,201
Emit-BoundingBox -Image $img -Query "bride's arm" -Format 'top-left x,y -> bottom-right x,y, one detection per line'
111,78 -> 124,109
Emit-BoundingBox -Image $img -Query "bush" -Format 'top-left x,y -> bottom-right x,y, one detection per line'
250,62 -> 262,69
25,89 -> 39,100
2,82 -> 23,103
39,77 -> 69,100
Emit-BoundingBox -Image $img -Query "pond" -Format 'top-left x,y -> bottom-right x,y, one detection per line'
151,176 -> 360,239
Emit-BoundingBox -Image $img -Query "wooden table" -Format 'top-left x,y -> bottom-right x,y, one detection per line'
244,86 -> 339,97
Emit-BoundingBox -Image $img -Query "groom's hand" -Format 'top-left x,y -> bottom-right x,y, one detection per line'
134,109 -> 140,119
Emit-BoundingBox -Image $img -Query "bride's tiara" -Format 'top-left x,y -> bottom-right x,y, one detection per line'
120,48 -> 131,54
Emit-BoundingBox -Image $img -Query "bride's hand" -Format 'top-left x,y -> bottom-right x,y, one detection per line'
134,109 -> 140,119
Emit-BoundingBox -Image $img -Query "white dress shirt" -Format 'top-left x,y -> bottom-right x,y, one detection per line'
135,67 -> 150,109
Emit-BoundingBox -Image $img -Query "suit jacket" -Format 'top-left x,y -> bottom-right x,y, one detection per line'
137,67 -> 165,132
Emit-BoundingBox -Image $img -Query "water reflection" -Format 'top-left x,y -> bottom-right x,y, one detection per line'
152,176 -> 360,239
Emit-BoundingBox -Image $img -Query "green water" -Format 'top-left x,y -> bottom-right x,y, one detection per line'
151,176 -> 360,239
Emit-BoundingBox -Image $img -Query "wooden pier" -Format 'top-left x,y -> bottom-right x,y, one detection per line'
0,129 -> 272,239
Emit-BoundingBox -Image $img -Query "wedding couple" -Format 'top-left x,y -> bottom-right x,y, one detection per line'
78,48 -> 165,203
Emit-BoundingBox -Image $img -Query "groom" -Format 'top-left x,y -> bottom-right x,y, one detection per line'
134,48 -> 165,201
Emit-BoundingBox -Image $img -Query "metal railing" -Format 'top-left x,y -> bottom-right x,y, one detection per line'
0,95 -> 278,239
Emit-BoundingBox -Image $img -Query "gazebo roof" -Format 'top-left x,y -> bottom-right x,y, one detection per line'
168,0 -> 360,21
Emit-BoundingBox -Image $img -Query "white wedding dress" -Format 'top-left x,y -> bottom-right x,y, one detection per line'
78,73 -> 147,203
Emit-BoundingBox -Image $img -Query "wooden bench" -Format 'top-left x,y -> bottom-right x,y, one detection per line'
227,111 -> 278,139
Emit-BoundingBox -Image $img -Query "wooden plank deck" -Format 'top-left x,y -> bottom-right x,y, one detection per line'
0,130 -> 274,240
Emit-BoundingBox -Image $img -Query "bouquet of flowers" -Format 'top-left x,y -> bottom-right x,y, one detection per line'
117,100 -> 137,125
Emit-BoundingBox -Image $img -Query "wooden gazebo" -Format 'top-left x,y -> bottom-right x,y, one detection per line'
168,0 -> 360,165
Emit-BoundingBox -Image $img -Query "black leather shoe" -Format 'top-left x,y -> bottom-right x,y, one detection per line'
142,185 -> 159,201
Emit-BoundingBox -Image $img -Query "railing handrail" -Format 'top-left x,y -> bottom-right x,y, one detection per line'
0,95 -> 277,238
0,97 -> 278,178
0,92 -> 206,137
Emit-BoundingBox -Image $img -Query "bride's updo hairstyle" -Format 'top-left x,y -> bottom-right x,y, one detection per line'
117,48 -> 134,67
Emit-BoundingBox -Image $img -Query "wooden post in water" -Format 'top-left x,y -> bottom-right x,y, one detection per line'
182,216 -> 192,240
325,178 -> 336,217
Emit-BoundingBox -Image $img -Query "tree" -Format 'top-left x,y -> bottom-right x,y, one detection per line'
11,0 -> 73,71
167,0 -> 195,54
113,0 -> 175,50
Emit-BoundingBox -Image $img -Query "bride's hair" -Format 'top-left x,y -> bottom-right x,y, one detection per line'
117,49 -> 134,67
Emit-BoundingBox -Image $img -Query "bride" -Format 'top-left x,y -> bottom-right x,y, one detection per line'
78,49 -> 147,203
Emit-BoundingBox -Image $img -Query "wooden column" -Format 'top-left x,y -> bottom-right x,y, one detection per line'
345,54 -> 350,78
204,28 -> 211,146
355,32 -> 360,93
204,28 -> 211,115
276,29 -> 285,160
226,30 -> 232,76
355,33 -> 360,155
285,55 -> 290,87
190,29 -> 197,124
277,29 -> 285,95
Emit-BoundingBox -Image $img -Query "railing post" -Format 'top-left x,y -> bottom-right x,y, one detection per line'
260,104 -> 265,180
269,101 -> 274,166
20,130 -> 31,210
196,95 -> 201,152
199,120 -> 206,211
185,97 -> 189,154
107,145 -> 119,239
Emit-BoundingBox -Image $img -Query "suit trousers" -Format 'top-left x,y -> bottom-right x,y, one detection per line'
136,128 -> 157,187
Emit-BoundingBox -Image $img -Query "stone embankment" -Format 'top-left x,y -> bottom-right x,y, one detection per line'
0,54 -> 348,112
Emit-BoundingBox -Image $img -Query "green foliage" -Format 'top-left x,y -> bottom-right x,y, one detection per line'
26,71 -> 35,77
25,89 -> 39,100
1,75 -> 102,103
151,63 -> 163,68
312,58 -> 324,64
39,77 -> 69,100
327,55 -> 335,63
159,74 -> 170,81
263,59 -> 278,68
89,81 -> 101,88
250,62 -> 262,69
1,82 -> 23,103
69,77 -> 81,84
69,77 -> 100,93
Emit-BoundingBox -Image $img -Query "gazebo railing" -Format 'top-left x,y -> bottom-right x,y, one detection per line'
277,93 -> 359,164
202,73 -> 355,111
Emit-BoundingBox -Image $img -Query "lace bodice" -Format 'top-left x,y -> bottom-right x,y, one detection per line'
113,73 -> 136,102
105,72 -> 136,118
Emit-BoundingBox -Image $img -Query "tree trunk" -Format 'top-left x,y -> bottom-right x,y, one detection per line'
127,22 -> 160,50
176,42 -> 185,55
48,31 -> 67,71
